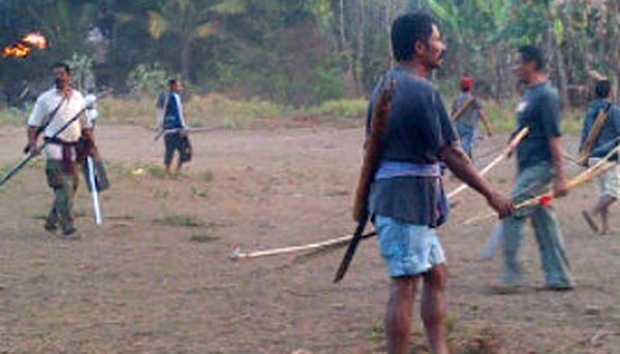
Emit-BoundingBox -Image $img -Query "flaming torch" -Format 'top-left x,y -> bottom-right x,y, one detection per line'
2,32 -> 48,59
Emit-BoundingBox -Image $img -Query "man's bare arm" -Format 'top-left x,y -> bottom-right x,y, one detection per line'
440,142 -> 514,218
549,136 -> 568,197
479,109 -> 493,137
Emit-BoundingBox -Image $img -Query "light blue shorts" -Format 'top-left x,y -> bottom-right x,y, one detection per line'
375,215 -> 446,277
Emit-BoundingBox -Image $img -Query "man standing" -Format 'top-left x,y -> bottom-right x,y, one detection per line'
451,75 -> 493,159
580,79 -> 620,235
366,13 -> 513,354
159,79 -> 191,176
27,62 -> 93,239
498,45 -> 573,291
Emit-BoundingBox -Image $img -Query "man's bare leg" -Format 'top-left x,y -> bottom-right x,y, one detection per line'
421,264 -> 449,354
586,195 -> 616,234
599,196 -> 616,234
385,276 -> 418,354
175,158 -> 183,174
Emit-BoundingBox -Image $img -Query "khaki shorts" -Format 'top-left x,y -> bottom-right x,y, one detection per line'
589,158 -> 620,199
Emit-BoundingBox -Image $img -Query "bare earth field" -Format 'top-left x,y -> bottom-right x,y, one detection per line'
1,122 -> 619,353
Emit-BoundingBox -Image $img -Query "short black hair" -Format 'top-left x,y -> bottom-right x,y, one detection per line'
168,79 -> 179,89
52,62 -> 71,74
595,79 -> 611,99
391,12 -> 437,62
518,45 -> 545,71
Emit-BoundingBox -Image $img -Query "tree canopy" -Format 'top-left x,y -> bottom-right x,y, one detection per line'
0,0 -> 618,107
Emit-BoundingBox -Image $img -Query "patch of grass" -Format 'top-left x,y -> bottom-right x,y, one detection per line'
324,189 -> 349,197
188,231 -> 219,243
221,117 -> 240,130
31,211 -> 48,220
310,98 -> 367,119
201,170 -> 214,182
144,164 -> 167,179
0,106 -> 30,126
367,319 -> 384,341
191,186 -> 209,199
152,188 -> 169,199
154,213 -> 204,227
106,161 -> 132,178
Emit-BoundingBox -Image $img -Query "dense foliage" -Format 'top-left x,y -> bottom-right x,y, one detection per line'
0,0 -> 618,107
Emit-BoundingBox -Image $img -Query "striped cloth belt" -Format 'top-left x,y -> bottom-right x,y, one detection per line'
375,160 -> 441,180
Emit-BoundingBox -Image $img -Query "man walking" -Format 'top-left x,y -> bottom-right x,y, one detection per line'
498,45 -> 573,291
27,62 -> 93,239
365,13 -> 514,354
158,79 -> 192,176
580,79 -> 620,235
451,75 -> 493,160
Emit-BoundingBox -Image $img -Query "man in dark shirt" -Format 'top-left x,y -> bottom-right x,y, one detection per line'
158,79 -> 191,176
580,79 -> 620,235
366,13 -> 514,354
499,45 -> 573,291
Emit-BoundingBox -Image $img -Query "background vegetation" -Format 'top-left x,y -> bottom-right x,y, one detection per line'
1,1 -> 618,117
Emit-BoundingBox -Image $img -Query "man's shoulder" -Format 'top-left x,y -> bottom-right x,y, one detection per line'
37,88 -> 57,101
72,89 -> 85,101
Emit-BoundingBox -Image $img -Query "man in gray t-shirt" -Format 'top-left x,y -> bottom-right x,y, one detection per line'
451,76 -> 492,159
498,45 -> 573,291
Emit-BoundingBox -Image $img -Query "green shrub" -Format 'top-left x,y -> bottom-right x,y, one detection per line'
313,98 -> 367,119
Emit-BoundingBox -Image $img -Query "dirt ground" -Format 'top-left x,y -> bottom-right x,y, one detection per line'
1,121 -> 619,354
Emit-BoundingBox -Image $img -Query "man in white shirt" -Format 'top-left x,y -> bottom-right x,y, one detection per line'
27,62 -> 93,239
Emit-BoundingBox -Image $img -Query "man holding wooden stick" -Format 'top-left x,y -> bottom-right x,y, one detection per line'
498,45 -> 573,292
451,75 -> 492,159
579,79 -> 620,235
26,62 -> 94,239
157,79 -> 192,176
359,13 -> 513,354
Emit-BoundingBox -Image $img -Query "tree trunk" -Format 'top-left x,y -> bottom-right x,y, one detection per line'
353,0 -> 365,96
181,37 -> 192,84
339,0 -> 356,97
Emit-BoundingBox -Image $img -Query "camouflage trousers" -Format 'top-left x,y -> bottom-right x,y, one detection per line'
45,159 -> 78,234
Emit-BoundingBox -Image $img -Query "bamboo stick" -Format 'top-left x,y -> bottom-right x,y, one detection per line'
447,127 -> 529,199
229,231 -> 376,260
464,157 -> 618,225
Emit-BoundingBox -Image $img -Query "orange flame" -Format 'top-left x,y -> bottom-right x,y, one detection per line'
2,32 -> 48,59
22,32 -> 48,49
2,43 -> 31,59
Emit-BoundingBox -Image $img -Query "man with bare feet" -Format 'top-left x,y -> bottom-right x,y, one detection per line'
579,79 -> 620,236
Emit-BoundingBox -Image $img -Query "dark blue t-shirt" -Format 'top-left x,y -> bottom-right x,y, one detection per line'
162,93 -> 184,129
366,65 -> 458,227
515,82 -> 562,170
580,99 -> 620,158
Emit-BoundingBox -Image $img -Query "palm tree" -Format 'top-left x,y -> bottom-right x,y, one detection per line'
148,0 -> 246,82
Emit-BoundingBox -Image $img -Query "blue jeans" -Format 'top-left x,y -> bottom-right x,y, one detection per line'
457,123 -> 477,159
500,162 -> 573,287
